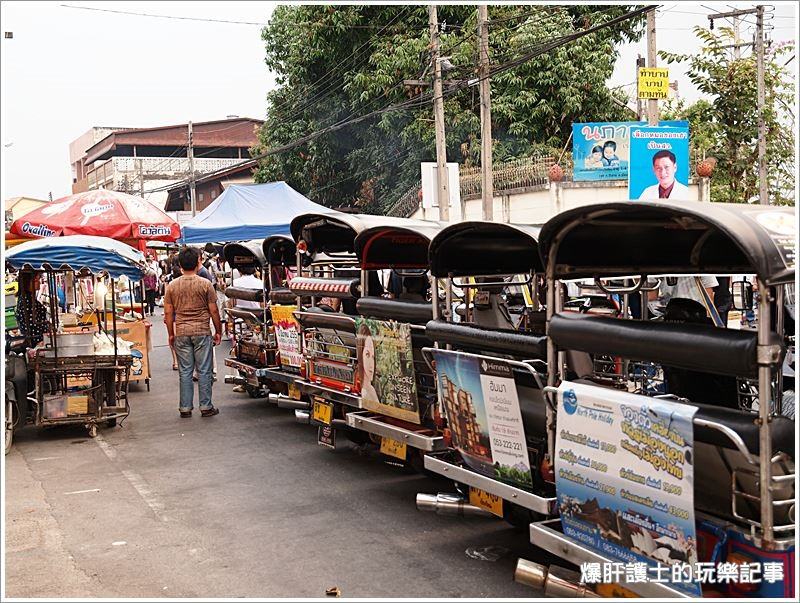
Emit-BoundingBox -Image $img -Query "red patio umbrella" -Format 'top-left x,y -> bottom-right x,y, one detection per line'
10,189 -> 181,243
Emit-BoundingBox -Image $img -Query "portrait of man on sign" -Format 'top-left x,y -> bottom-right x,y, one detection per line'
637,150 -> 689,200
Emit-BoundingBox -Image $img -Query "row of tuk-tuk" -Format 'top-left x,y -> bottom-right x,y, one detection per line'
220,201 -> 795,598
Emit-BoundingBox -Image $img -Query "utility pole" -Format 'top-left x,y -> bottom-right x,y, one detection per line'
646,8 -> 658,126
187,121 -> 197,216
733,15 -> 742,59
636,55 -> 645,120
477,4 -> 493,221
755,5 -> 767,205
138,158 -> 144,198
708,6 -> 768,205
429,5 -> 449,221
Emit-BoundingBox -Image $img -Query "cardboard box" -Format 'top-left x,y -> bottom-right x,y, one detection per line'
67,395 -> 89,415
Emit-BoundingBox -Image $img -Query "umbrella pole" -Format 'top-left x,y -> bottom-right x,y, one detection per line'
111,278 -> 118,362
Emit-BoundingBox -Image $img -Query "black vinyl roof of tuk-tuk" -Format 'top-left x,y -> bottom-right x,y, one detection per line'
290,212 -> 413,255
261,234 -> 295,265
428,221 -> 543,277
538,201 -> 796,285
222,240 -> 266,268
355,220 -> 445,269
290,212 -> 370,255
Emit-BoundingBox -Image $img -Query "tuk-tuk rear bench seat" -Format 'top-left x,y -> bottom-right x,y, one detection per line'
356,297 -> 433,325
425,320 -> 547,360
549,312 -> 784,379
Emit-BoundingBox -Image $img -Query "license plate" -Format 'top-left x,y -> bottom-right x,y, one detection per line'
311,398 -> 333,425
318,425 -> 336,449
288,383 -> 301,400
380,436 -> 407,461
469,487 -> 503,517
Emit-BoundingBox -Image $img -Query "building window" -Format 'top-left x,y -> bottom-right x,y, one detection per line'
211,189 -> 217,199
199,193 -> 204,203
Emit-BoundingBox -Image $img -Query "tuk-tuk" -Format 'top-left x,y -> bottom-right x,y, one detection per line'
420,221 -> 558,525
287,212 -> 377,439
519,201 -> 795,598
5,236 -> 147,450
344,220 -> 447,468
222,239 -> 270,398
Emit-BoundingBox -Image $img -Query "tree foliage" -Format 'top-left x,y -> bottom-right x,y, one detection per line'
253,5 -> 645,212
660,27 -> 795,205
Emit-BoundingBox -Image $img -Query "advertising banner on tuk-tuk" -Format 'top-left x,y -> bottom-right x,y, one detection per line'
628,125 -> 691,200
431,349 -> 532,489
555,381 -> 700,597
271,305 -> 302,370
355,318 -> 420,424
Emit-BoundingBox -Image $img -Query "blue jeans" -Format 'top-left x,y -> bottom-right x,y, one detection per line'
174,335 -> 214,411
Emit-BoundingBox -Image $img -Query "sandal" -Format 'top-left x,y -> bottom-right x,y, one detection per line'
180,410 -> 192,418
201,407 -> 219,418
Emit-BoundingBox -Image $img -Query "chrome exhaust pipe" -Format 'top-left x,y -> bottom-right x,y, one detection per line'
514,559 -> 598,597
224,375 -> 245,385
294,409 -> 310,424
416,493 -> 494,518
273,394 -> 310,411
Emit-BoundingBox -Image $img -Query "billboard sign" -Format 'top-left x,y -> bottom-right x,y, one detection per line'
628,125 -> 691,200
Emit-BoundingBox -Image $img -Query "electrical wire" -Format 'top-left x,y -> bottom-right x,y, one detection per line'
143,5 -> 653,195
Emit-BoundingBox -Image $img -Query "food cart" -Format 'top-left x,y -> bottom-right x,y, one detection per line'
5,236 -> 148,444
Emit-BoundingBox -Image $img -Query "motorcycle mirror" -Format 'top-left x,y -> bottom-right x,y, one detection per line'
732,280 -> 754,311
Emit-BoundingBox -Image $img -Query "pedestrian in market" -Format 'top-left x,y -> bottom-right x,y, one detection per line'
143,264 -> 159,317
163,246 -> 223,418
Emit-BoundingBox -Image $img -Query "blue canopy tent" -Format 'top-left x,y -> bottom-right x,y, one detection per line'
6,235 -> 147,280
179,182 -> 334,244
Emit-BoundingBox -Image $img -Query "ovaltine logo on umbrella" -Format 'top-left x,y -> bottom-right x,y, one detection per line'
21,222 -> 56,237
138,224 -> 172,237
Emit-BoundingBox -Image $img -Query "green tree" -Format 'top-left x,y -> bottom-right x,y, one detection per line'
660,27 -> 795,205
254,5 -> 645,212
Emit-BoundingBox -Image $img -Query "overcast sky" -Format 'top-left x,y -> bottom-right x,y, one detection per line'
1,1 -> 796,203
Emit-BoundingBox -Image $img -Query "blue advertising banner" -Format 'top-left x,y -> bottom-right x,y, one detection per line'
572,122 -> 632,181
628,125 -> 691,200
555,381 -> 700,597
572,121 -> 688,182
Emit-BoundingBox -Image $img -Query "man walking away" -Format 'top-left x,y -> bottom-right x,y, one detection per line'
164,247 -> 223,418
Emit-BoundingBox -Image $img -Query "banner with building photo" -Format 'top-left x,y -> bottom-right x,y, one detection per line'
555,381 -> 700,597
271,305 -> 302,370
573,121 -> 689,183
628,125 -> 691,200
355,317 -> 420,424
431,349 -> 532,489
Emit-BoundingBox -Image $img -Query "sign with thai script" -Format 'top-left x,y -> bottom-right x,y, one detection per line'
555,381 -> 700,597
355,317 -> 420,424
271,305 -> 302,370
638,67 -> 670,99
628,125 -> 690,200
572,121 -> 688,183
432,349 -> 532,488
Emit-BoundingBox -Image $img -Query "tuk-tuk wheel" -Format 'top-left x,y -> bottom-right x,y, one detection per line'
88,424 -> 97,438
4,397 -> 13,455
245,384 -> 264,398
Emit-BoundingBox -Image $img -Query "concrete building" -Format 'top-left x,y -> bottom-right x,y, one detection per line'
164,158 -> 258,214
4,196 -> 50,230
68,117 -> 263,208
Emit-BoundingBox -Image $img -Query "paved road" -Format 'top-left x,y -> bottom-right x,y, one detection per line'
5,309 -> 546,598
